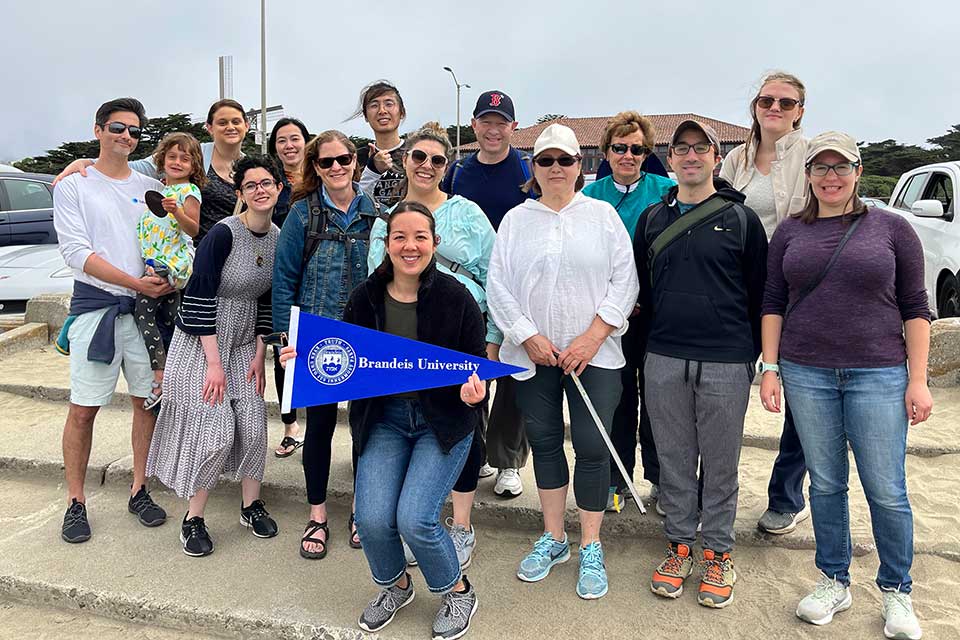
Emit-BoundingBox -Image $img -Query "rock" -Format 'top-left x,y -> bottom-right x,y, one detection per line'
24,293 -> 70,335
929,318 -> 960,386
0,323 -> 48,360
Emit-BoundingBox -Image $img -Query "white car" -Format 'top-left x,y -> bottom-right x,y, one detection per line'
883,161 -> 960,318
0,244 -> 72,314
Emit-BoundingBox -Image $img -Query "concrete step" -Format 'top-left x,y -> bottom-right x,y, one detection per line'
0,313 -> 26,331
2,474 -> 959,640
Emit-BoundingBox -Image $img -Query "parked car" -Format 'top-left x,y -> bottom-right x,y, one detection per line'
0,244 -> 72,314
0,172 -> 57,246
882,161 -> 960,318
860,196 -> 887,208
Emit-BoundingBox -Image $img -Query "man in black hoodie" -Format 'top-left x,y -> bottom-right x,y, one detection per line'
635,120 -> 767,609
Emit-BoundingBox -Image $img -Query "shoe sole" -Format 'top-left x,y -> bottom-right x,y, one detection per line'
699,591 -> 735,609
517,549 -> 570,582
61,531 -> 91,544
883,619 -> 922,640
577,585 -> 608,600
494,487 -> 523,499
433,596 -> 478,640
651,583 -> 684,599
797,592 -> 853,625
760,508 -> 811,535
358,590 -> 415,633
240,516 -> 279,538
179,530 -> 213,557
129,506 -> 166,528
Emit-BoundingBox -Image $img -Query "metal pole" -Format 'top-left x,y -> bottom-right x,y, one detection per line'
260,0 -> 267,154
455,84 -> 461,161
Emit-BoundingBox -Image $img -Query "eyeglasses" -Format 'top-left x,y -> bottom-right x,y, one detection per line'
409,149 -> 448,169
756,96 -> 803,111
102,121 -> 142,139
609,143 -> 651,156
806,161 -> 860,177
316,154 -> 354,169
240,178 -> 277,194
670,142 -> 714,156
534,154 -> 580,167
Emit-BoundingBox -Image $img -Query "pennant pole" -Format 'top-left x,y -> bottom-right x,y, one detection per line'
569,370 -> 646,515
280,306 -> 300,414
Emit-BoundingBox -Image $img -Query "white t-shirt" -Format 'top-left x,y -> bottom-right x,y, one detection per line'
741,170 -> 779,240
54,166 -> 164,297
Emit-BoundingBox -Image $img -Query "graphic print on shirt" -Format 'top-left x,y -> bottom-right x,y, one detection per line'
372,146 -> 408,208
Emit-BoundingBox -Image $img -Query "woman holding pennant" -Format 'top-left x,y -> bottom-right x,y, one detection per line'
280,201 -> 486,639
272,130 -> 380,559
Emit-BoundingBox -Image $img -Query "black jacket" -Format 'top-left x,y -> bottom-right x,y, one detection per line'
633,179 -> 768,363
343,260 -> 487,454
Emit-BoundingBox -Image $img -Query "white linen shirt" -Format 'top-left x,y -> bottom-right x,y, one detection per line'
488,192 -> 639,380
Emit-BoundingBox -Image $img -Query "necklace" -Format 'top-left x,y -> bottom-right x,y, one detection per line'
239,212 -> 267,267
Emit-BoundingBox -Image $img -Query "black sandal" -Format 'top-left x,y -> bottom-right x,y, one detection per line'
274,436 -> 304,458
348,513 -> 362,549
300,520 -> 329,559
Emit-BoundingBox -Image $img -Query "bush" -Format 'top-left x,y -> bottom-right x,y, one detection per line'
859,175 -> 899,199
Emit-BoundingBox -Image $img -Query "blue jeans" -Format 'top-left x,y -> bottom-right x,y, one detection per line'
781,360 -> 913,592
354,399 -> 473,594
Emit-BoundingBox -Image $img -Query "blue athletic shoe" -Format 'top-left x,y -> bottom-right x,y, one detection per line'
576,541 -> 608,599
517,532 -> 570,582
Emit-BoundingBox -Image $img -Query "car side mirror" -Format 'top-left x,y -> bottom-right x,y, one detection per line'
911,199 -> 945,218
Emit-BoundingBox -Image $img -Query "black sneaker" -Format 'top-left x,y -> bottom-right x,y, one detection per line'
180,515 -> 214,557
240,499 -> 278,538
128,485 -> 167,527
358,574 -> 415,633
432,576 -> 478,640
61,499 -> 91,543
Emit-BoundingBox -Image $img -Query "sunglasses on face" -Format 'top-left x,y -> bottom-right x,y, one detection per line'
409,149 -> 448,169
807,161 -> 859,177
240,178 -> 277,194
534,154 -> 580,167
315,154 -> 354,169
670,142 -> 714,156
756,96 -> 802,111
103,121 -> 142,139
609,143 -> 651,156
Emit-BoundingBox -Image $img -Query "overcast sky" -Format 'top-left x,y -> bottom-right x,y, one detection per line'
2,0 -> 958,162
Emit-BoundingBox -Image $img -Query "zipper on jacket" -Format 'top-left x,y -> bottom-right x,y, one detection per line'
684,230 -> 692,260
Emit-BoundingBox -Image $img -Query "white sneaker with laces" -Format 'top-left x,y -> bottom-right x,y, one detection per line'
493,468 -> 523,497
796,572 -> 852,625
882,590 -> 922,639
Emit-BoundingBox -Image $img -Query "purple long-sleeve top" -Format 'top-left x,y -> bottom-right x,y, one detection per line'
762,207 -> 930,368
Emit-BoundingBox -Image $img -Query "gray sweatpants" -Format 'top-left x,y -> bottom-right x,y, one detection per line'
644,352 -> 753,553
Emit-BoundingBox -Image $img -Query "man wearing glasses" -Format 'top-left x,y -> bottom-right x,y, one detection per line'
635,121 -> 768,609
54,98 -> 173,544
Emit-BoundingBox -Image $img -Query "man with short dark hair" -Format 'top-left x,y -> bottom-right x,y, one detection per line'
55,97 -> 173,543
356,81 -> 407,208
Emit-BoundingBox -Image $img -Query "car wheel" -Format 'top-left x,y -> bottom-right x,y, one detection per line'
938,274 -> 960,319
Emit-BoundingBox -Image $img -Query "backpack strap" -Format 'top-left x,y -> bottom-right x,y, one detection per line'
645,196 -> 735,287
448,158 -> 466,194
435,253 -> 482,287
516,148 -> 533,182
302,192 -> 380,267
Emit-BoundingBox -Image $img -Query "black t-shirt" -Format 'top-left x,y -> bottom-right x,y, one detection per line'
364,143 -> 408,209
441,148 -> 531,230
384,291 -> 418,399
197,167 -> 238,244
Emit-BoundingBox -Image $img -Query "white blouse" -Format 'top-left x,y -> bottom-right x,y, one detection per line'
488,192 -> 640,380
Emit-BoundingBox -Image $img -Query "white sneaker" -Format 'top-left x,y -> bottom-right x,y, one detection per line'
796,572 -> 852,625
494,468 -> 523,497
478,463 -> 496,479
882,590 -> 922,639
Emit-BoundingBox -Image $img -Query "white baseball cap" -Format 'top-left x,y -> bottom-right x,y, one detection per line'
533,123 -> 580,157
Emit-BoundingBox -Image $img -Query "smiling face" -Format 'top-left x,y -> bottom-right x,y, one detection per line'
274,123 -> 306,171
386,210 -> 438,278
472,113 -> 517,156
365,91 -> 403,135
606,130 -> 647,184
807,150 -> 862,210
313,140 -> 356,192
755,80 -> 804,140
207,106 -> 249,146
237,167 -> 281,214
161,144 -> 194,182
667,129 -> 719,189
94,110 -> 140,159
403,140 -> 448,193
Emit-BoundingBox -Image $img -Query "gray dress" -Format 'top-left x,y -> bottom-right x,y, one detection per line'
147,215 -> 279,498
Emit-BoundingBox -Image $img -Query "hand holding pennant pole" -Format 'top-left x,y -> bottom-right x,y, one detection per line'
281,306 -> 527,413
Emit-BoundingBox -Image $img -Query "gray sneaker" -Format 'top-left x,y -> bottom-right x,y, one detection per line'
796,572 -> 852,625
358,575 -> 415,633
758,504 -> 811,535
881,589 -> 922,640
446,517 -> 476,569
432,576 -> 478,640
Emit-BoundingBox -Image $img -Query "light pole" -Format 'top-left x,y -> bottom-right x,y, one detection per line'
442,66 -> 470,161
260,0 -> 267,154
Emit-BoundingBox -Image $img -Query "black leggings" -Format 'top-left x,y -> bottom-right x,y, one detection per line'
273,348 -> 298,425
303,403 -> 357,505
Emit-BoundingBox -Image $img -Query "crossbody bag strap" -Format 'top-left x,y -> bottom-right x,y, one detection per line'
784,214 -> 864,320
435,252 -> 482,286
646,196 -> 734,286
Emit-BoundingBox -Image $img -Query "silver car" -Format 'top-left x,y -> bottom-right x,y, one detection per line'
0,244 -> 72,314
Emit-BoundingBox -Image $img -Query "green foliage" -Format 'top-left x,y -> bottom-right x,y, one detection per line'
927,124 -> 960,160
859,175 -> 899,199
446,125 -> 476,147
859,139 -> 933,177
537,114 -> 565,124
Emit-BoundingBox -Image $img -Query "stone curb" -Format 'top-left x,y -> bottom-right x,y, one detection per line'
0,322 -> 48,360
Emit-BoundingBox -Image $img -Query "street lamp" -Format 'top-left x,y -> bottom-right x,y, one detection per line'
260,0 -> 267,154
443,66 -> 470,161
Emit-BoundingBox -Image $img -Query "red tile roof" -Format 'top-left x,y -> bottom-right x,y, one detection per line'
459,113 -> 751,151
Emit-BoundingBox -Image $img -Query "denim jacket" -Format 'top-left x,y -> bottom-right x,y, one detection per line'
272,184 -> 378,332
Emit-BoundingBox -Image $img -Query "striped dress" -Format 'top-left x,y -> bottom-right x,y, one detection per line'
147,215 -> 278,498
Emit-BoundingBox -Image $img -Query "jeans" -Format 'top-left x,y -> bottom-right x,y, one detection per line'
354,399 -> 473,594
781,360 -> 913,592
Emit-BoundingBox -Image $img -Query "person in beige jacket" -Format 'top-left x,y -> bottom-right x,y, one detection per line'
719,71 -> 811,537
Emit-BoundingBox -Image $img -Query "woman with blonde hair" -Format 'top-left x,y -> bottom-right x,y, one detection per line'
719,71 -> 812,536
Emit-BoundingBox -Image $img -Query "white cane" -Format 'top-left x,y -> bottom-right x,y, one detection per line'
568,370 -> 646,515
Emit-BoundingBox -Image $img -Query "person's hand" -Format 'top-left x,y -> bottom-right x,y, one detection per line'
557,333 -> 603,375
52,158 -> 95,186
522,334 -> 560,367
368,143 -> 395,173
759,372 -> 781,413
278,345 -> 297,370
203,362 -> 226,405
905,380 -> 933,426
161,196 -> 179,215
137,274 -> 174,298
461,372 -> 485,406
247,355 -> 265,397
485,342 -> 500,362
630,303 -> 641,318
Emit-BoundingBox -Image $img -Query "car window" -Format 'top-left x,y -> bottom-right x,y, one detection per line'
2,179 -> 53,211
922,172 -> 954,214
894,173 -> 928,211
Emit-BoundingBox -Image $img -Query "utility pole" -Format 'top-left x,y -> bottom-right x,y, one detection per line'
442,67 -> 470,161
260,0 -> 267,154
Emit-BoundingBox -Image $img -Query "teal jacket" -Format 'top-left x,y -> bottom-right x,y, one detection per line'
582,173 -> 676,240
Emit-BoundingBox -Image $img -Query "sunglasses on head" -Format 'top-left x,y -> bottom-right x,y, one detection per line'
534,154 -> 580,167
315,154 -> 354,169
610,143 -> 651,156
756,96 -> 802,111
409,149 -> 448,168
103,121 -> 142,139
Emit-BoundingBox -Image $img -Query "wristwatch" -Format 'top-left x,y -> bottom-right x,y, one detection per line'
758,361 -> 780,376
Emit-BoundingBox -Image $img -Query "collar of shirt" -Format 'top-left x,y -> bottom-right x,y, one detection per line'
322,183 -> 364,226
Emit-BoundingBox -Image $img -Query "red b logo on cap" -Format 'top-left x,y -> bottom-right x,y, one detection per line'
490,93 -> 503,107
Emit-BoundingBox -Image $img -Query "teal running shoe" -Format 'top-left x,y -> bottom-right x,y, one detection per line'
576,541 -> 608,599
517,532 -> 570,582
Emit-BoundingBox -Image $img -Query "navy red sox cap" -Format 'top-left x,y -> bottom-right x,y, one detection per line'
473,90 -> 516,121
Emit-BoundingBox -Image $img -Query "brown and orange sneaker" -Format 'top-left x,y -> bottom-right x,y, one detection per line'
697,549 -> 737,608
651,543 -> 694,598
